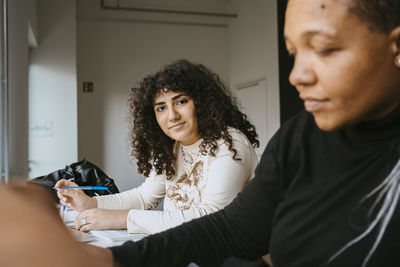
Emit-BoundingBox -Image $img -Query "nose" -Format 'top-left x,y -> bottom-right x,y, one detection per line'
168,106 -> 180,121
288,54 -> 316,92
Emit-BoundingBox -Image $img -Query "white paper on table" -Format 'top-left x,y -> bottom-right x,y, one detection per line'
57,205 -> 146,244
90,230 -> 146,242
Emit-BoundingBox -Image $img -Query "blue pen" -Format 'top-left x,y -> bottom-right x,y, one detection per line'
54,186 -> 109,190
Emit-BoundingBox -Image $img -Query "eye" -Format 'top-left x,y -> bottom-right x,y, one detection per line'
155,105 -> 165,112
316,48 -> 339,56
176,98 -> 188,105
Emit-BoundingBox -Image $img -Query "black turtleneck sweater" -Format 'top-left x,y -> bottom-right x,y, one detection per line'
110,107 -> 400,267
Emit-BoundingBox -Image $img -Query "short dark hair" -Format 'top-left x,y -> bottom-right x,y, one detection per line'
347,0 -> 400,32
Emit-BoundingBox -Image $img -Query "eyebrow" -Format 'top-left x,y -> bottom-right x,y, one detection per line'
303,30 -> 337,40
154,94 -> 186,106
284,30 -> 338,43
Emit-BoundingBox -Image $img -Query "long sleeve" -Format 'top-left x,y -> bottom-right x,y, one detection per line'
126,136 -> 258,234
110,133 -> 281,267
95,172 -> 165,210
127,139 -> 257,234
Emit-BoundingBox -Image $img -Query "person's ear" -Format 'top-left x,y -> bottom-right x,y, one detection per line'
390,26 -> 400,68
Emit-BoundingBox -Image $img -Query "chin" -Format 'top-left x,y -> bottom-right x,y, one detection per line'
175,134 -> 189,143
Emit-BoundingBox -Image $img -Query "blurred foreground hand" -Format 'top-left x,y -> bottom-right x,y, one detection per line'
0,183 -> 113,267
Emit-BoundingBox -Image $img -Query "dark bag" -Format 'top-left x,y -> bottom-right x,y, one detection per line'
30,159 -> 120,202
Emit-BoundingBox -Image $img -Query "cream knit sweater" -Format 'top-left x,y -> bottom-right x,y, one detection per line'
95,127 -> 258,234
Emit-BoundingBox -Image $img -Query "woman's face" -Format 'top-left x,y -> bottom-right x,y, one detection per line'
285,0 -> 400,131
153,90 -> 200,145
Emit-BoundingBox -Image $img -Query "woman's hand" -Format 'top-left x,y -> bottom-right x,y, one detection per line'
55,179 -> 97,211
75,208 -> 129,232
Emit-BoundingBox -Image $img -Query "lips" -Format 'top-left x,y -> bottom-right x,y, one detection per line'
303,98 -> 328,112
169,122 -> 185,130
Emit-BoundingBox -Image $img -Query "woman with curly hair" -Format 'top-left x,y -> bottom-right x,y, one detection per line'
55,59 -> 259,234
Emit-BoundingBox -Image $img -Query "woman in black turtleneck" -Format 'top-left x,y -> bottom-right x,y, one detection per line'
0,0 -> 399,266
108,0 -> 400,266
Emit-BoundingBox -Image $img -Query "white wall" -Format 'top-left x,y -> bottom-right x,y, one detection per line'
7,0 -> 32,178
228,0 -> 280,156
28,0 -> 77,178
7,0 -> 279,187
77,0 -> 230,191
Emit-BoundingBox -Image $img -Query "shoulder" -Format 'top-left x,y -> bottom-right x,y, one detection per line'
261,109 -> 320,174
211,127 -> 255,159
215,127 -> 253,148
227,127 -> 253,146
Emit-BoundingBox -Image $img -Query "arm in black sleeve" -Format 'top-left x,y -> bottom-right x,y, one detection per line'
110,135 -> 283,267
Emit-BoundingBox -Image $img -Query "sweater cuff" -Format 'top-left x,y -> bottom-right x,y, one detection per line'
94,196 -> 102,208
109,241 -> 142,267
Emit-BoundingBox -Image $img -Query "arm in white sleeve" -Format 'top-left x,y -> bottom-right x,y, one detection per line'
95,172 -> 165,210
127,134 -> 257,234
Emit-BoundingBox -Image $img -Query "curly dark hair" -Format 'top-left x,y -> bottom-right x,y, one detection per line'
128,59 -> 259,179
